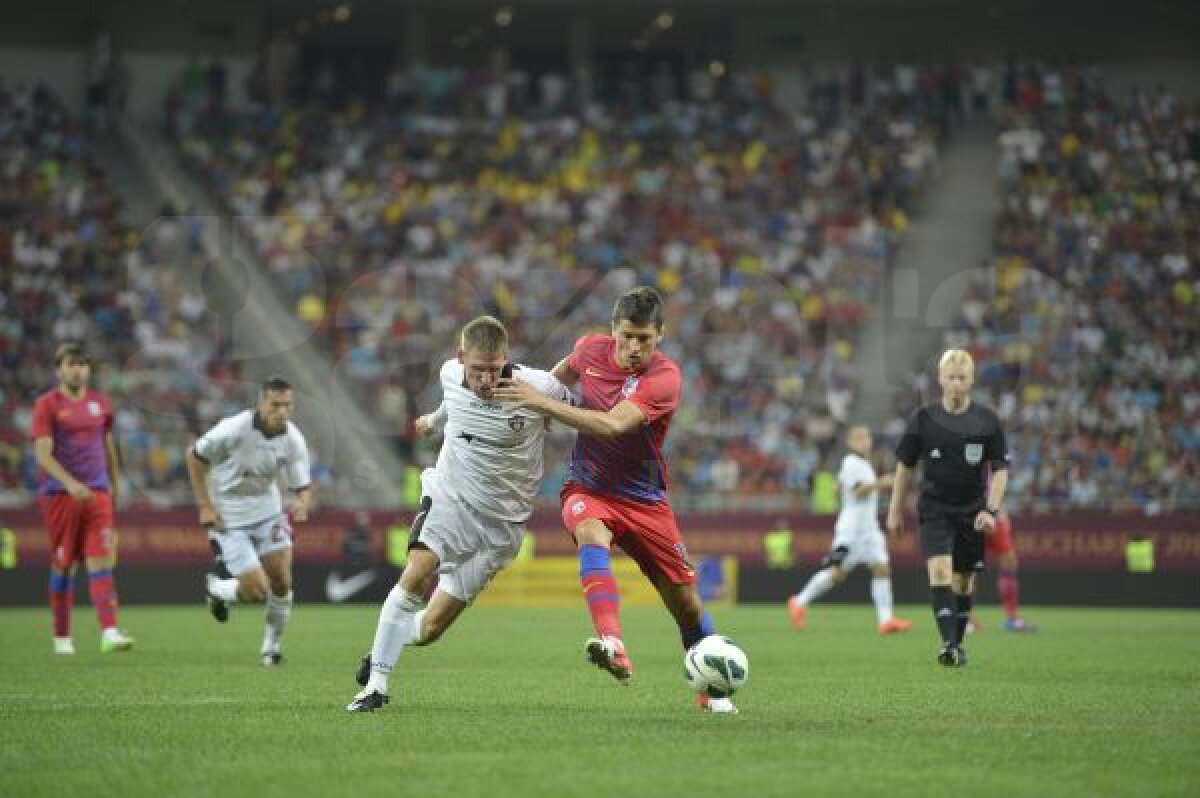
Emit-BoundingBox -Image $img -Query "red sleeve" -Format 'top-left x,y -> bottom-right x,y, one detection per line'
567,334 -> 603,375
30,395 -> 54,440
627,362 -> 680,423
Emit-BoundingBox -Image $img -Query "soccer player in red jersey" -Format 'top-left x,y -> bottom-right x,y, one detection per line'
30,342 -> 134,654
981,513 -> 1037,632
495,287 -> 737,713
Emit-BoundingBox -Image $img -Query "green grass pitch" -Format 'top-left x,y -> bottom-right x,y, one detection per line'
1,604 -> 1198,797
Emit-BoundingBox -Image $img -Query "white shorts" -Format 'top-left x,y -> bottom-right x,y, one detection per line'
830,529 -> 890,570
208,514 -> 292,577
417,471 -> 524,604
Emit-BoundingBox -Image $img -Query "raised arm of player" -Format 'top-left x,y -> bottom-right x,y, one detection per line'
414,402 -> 448,438
550,356 -> 579,390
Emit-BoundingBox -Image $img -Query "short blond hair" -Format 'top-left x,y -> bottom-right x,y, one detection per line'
460,315 -> 508,354
938,348 -> 974,373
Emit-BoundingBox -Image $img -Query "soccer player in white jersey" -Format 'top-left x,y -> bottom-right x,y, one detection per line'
788,425 -> 914,635
185,376 -> 312,665
347,315 -> 574,712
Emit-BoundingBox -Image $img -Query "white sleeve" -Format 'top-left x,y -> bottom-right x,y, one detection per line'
286,428 -> 312,490
425,402 -> 448,431
193,417 -> 238,464
517,366 -> 576,406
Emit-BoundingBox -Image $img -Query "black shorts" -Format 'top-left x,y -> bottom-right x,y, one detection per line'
918,511 -> 986,573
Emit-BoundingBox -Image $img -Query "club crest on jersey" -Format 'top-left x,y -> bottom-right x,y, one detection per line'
964,443 -> 983,465
571,500 -> 587,516
87,401 -> 102,416
508,416 -> 526,431
621,376 -> 640,398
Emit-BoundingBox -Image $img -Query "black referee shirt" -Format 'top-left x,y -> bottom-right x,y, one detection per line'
895,401 -> 1010,511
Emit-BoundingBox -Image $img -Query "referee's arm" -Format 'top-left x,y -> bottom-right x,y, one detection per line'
886,411 -> 922,536
886,464 -> 914,536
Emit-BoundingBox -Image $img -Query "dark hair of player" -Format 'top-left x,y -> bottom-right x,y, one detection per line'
54,341 -> 88,366
611,286 -> 664,329
260,376 -> 293,395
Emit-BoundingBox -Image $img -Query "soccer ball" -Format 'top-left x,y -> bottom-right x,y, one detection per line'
684,635 -> 749,698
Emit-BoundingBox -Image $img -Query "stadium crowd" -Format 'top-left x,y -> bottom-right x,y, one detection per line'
0,81 -> 254,507
5,60 -> 1194,513
170,61 -> 948,506
892,66 -> 1200,512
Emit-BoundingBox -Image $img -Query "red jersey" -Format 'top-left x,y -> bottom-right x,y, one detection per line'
566,334 -> 680,502
30,388 -> 113,495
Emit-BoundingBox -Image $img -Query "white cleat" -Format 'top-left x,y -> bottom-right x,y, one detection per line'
100,628 -> 135,653
53,637 -> 76,655
697,694 -> 739,714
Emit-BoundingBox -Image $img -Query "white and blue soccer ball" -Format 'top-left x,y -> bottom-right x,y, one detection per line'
684,635 -> 749,698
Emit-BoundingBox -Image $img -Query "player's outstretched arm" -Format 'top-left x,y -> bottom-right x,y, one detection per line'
494,378 -> 644,438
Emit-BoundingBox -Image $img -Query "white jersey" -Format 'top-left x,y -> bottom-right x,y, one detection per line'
834,452 -> 881,540
193,410 -> 311,528
428,359 -> 572,522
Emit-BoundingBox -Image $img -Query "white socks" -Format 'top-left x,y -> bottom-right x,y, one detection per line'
366,585 -> 425,694
210,577 -> 240,603
262,590 -> 293,653
871,577 -> 894,624
796,569 -> 836,606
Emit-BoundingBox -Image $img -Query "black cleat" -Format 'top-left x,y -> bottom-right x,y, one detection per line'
260,651 -> 285,667
346,689 -> 389,713
955,646 -> 969,667
356,653 -> 371,687
937,644 -> 963,667
205,574 -> 229,623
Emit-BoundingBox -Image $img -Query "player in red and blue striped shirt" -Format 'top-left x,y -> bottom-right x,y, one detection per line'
496,287 -> 737,712
30,342 -> 134,654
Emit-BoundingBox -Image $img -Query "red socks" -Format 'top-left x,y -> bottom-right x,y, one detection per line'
579,544 -> 622,640
87,569 -> 119,630
49,570 -> 73,637
998,569 -> 1019,620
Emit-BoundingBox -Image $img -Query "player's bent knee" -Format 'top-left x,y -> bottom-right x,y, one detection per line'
573,519 -> 613,547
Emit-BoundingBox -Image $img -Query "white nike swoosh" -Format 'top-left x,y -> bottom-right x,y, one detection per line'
325,569 -> 377,603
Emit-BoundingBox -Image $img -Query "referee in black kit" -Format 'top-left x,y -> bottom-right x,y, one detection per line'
886,349 -> 1010,666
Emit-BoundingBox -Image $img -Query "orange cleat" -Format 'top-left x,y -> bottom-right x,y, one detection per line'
787,596 -> 807,630
878,617 -> 914,635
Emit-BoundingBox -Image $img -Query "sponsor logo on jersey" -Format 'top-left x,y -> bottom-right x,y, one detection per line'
621,376 -> 640,398
964,443 -> 983,465
585,367 -> 603,377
